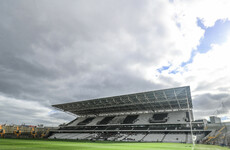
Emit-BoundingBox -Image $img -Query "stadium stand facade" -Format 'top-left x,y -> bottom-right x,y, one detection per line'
0,124 -> 51,139
50,86 -> 208,143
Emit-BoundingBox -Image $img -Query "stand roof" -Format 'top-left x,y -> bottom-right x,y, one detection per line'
53,86 -> 192,116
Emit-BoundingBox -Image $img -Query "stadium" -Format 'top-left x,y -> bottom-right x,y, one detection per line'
51,86 -> 199,143
1,86 -> 230,150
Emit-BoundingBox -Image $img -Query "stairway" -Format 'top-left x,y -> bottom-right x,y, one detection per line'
140,133 -> 148,141
203,126 -> 226,144
161,133 -> 167,142
185,133 -> 188,143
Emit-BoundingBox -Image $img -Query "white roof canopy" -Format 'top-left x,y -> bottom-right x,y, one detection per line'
53,86 -> 192,116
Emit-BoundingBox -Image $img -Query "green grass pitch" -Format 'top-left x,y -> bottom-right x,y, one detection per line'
0,139 -> 229,150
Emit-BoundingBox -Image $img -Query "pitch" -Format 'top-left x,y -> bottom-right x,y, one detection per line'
0,139 -> 228,150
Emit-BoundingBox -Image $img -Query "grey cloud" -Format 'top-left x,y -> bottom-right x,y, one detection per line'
1,0 -> 223,126
1,0 -> 169,125
48,111 -> 75,122
193,93 -> 229,110
193,93 -> 230,120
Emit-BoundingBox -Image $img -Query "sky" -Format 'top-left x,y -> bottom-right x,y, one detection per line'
0,0 -> 230,126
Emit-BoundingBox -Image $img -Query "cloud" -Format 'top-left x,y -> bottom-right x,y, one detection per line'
0,94 -> 73,126
157,35 -> 230,120
0,0 -> 230,125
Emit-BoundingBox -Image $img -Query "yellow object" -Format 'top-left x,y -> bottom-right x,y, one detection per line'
14,126 -> 21,137
31,127 -> 37,138
0,125 -> 6,137
41,128 -> 49,138
205,126 -> 226,143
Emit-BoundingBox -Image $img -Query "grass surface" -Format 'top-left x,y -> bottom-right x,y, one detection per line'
0,139 -> 229,150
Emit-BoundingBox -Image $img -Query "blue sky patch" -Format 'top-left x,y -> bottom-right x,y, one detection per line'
221,116 -> 229,121
197,18 -> 230,53
182,18 -> 230,65
169,70 -> 179,74
157,18 -> 230,74
157,65 -> 171,73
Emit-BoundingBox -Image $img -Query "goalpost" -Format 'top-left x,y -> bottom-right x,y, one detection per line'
186,97 -> 195,146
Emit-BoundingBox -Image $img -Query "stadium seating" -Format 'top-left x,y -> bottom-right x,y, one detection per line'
115,133 -> 129,141
109,115 -> 126,124
49,133 -> 95,140
122,115 -> 139,124
66,118 -> 78,126
167,111 -> 187,123
107,134 -> 119,141
163,133 -> 186,143
49,133 -> 70,139
195,133 -> 205,142
149,113 -> 168,123
142,133 -> 165,142
97,116 -> 115,125
84,133 -> 98,140
67,117 -> 86,126
87,116 -> 104,126
123,133 -> 146,141
51,111 -> 203,143
67,111 -> 190,127
48,132 -> 205,143
134,113 -> 153,124
133,111 -> 188,124
78,117 -> 95,125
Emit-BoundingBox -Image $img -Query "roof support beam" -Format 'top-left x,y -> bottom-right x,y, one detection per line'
144,93 -> 154,111
153,92 -> 165,111
174,89 -> 182,110
135,94 -> 148,111
163,90 -> 173,110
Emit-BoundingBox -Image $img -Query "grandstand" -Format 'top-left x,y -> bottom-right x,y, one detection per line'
0,125 -> 51,139
50,86 -> 208,143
